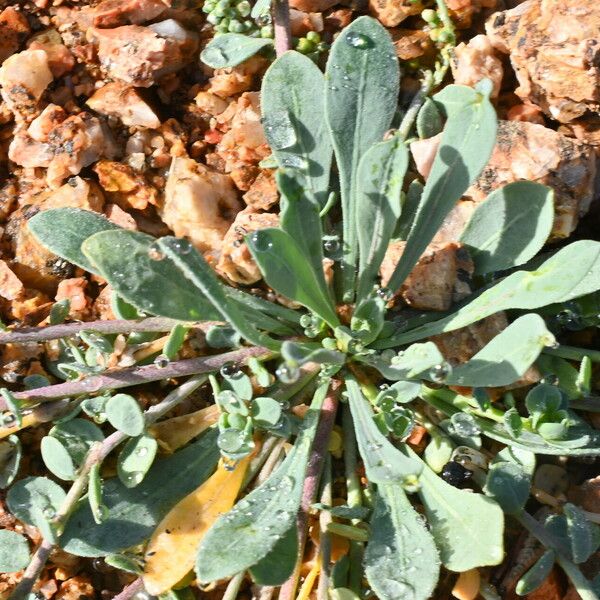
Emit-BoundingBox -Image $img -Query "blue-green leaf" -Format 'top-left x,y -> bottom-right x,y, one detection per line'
106,394 -> 145,437
386,84 -> 497,293
262,51 -> 332,205
365,484 -> 439,600
460,182 -> 554,275
200,34 -> 273,68
346,377 -> 422,484
416,97 -> 443,139
0,530 -> 30,573
484,462 -> 530,514
325,16 -> 399,298
356,135 -> 408,301
28,208 -> 118,275
82,230 -> 220,321
247,228 -> 339,328
117,434 -> 158,488
564,503 -> 595,564
516,550 -> 555,596
441,314 -> 553,387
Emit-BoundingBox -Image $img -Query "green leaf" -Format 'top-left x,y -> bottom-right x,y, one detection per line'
0,530 -> 30,573
356,135 -> 408,301
365,484 -> 439,600
50,419 -> 104,465
61,430 -> 219,556
536,355 -> 580,400
395,179 -> 423,240
0,389 -> 22,427
82,230 -> 220,321
325,16 -> 399,298
281,341 -> 345,367
0,435 -> 22,489
346,377 -> 422,484
460,182 -> 554,275
277,170 -> 330,299
106,394 -> 145,437
163,324 -> 188,361
206,325 -> 241,349
386,84 -> 497,293
416,97 -> 443,139
565,503 -> 594,564
484,462 -> 530,514
117,434 -> 158,488
249,526 -> 298,585
442,314 -> 553,387
50,298 -> 71,324
413,452 -> 504,571
251,397 -> 282,428
196,382 -> 330,583
423,434 -> 454,473
200,34 -> 273,68
7,476 -> 66,543
88,463 -> 107,525
378,240 -> 600,346
41,436 -> 76,481
157,237 -> 281,351
28,208 -> 119,275
351,296 -> 386,345
261,51 -> 332,205
361,342 -> 444,380
247,228 -> 339,328
516,550 -> 555,596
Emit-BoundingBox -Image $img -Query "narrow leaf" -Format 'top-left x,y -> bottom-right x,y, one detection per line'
386,84 -> 497,293
117,434 -> 158,488
516,550 -> 555,596
442,314 -> 553,387
143,457 -> 250,595
200,34 -> 273,68
356,135 -> 408,300
346,377 -> 422,484
82,230 -> 220,321
325,16 -> 399,298
377,240 -> 600,347
196,382 -> 329,583
365,484 -> 439,600
247,228 -> 339,328
565,503 -> 594,564
460,182 -> 554,275
262,51 -> 332,205
157,236 -> 281,351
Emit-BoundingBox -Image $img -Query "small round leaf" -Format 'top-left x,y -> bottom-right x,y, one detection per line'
0,530 -> 30,573
106,394 -> 145,437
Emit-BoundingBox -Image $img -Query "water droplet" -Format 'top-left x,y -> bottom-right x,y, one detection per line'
43,507 -> 56,519
154,354 -> 169,368
376,287 -> 394,301
2,412 -> 17,427
171,238 -> 192,255
136,446 -> 148,457
367,441 -> 383,451
345,31 -> 371,48
148,244 -> 165,261
262,111 -> 296,150
220,361 -> 241,378
250,231 -> 272,252
276,364 -> 300,384
541,374 -> 559,386
127,472 -> 143,486
414,548 -> 423,556
429,362 -> 451,383
450,412 -> 480,437
323,237 -> 340,255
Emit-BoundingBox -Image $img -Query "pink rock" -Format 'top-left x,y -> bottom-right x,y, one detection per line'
93,0 -> 170,27
0,7 -> 30,63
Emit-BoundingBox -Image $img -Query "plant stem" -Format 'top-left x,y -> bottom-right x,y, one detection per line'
0,317 -> 218,345
9,375 -> 209,600
517,511 -> 599,600
112,578 -> 144,600
1,346 -> 270,410
279,381 -> 340,600
317,454 -> 332,600
398,71 -> 434,141
273,0 -> 292,56
223,571 -> 245,600
544,345 -> 600,363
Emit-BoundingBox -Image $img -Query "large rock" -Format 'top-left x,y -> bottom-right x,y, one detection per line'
486,0 -> 600,123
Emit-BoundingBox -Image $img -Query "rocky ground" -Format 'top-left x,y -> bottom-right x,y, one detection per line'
0,0 -> 599,598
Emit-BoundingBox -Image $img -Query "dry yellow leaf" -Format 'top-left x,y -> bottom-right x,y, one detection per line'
142,456 -> 250,595
148,404 -> 220,452
451,569 -> 480,600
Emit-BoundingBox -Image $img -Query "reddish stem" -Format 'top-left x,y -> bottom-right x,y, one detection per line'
279,380 -> 341,600
273,0 -> 292,56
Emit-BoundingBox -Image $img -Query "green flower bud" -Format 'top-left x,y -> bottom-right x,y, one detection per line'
228,18 -> 244,32
260,25 -> 274,38
421,8 -> 438,22
237,0 -> 251,16
306,31 -> 321,43
296,38 -> 316,54
438,29 -> 455,44
206,12 -> 220,24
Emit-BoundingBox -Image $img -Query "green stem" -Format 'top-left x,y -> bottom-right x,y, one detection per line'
223,572 -> 245,600
326,523 -> 369,543
317,454 -> 333,600
544,345 -> 600,363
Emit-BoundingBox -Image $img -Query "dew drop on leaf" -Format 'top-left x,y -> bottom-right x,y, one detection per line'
276,364 -> 300,384
148,245 -> 165,261
250,231 -> 272,252
344,31 -> 371,48
154,354 -> 169,369
429,362 -> 451,383
263,111 -> 297,150
43,507 -> 56,519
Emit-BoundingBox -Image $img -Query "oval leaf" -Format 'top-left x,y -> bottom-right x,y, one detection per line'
460,181 -> 554,275
28,208 -> 118,275
106,394 -> 145,437
484,462 -> 530,514
0,530 -> 30,573
117,434 -> 158,488
201,34 -> 273,68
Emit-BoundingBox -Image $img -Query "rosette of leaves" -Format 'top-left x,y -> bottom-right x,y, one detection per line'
4,16 -> 600,600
